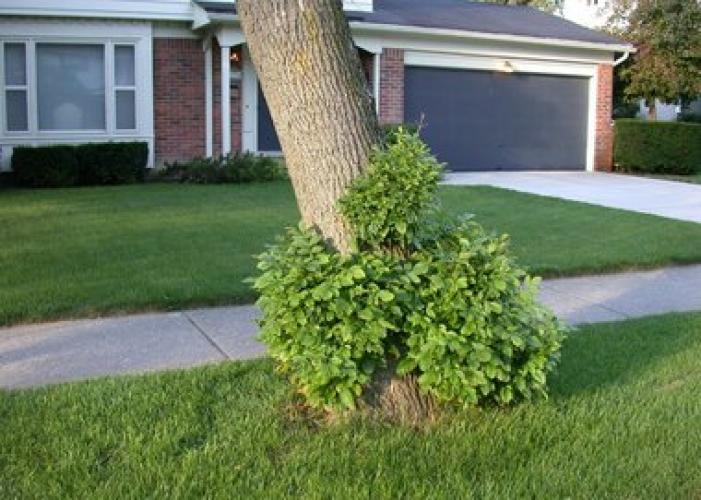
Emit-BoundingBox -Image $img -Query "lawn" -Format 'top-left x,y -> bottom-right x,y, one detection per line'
1,312 -> 699,498
1,181 -> 701,326
648,172 -> 701,185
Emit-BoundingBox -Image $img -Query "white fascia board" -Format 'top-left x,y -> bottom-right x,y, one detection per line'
0,0 -> 194,21
192,2 -> 211,30
353,32 -> 615,65
350,21 -> 634,54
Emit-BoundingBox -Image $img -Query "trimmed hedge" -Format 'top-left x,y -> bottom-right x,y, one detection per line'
678,112 -> 701,124
11,142 -> 148,188
78,142 -> 148,185
614,119 -> 701,175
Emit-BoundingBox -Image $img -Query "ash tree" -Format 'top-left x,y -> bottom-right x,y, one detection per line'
238,0 -> 379,253
240,0 -> 566,422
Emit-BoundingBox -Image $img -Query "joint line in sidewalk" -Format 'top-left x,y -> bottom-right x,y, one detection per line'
182,312 -> 230,360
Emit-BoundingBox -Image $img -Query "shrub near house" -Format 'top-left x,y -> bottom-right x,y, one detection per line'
614,119 -> 701,175
161,153 -> 286,184
11,142 -> 148,188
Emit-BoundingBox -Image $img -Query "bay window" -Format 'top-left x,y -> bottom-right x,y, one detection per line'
2,41 -> 137,134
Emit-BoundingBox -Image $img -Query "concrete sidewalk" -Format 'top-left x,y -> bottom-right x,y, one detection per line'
2,264 -> 700,389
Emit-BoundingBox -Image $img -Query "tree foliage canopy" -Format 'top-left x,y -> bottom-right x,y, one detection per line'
611,0 -> 701,109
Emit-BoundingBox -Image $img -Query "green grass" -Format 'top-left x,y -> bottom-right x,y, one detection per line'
618,170 -> 701,185
441,185 -> 701,277
1,182 -> 700,326
646,172 -> 701,185
1,312 -> 700,498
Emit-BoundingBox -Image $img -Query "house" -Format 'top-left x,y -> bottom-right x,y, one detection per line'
0,0 -> 632,172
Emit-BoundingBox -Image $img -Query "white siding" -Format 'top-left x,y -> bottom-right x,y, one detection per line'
0,0 -> 194,21
0,0 -> 373,20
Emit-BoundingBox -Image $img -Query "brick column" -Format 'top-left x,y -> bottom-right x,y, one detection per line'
379,48 -> 404,125
595,64 -> 614,172
153,39 -> 206,165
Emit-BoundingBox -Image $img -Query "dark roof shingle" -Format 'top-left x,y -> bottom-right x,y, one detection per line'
359,0 -> 624,45
195,0 -> 625,47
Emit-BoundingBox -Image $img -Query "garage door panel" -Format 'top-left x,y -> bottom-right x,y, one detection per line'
404,67 -> 589,171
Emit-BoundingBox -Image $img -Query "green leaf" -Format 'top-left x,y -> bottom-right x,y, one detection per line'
350,266 -> 366,280
339,388 -> 356,409
358,308 -> 374,321
378,290 -> 395,303
396,357 -> 417,375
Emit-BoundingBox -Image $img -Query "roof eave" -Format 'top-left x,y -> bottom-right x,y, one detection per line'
192,9 -> 239,30
349,21 -> 635,54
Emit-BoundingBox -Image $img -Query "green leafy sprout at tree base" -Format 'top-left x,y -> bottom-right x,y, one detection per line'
251,129 -> 567,412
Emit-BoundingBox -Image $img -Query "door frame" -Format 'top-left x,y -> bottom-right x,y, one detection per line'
404,51 -> 598,172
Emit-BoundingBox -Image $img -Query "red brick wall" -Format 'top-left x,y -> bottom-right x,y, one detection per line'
153,38 -> 242,164
153,39 -> 205,164
595,64 -> 614,172
379,48 -> 404,124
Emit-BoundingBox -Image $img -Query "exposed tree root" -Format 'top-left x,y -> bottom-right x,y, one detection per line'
362,364 -> 438,428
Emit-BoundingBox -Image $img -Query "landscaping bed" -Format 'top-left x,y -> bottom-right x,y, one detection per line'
1,182 -> 701,326
1,312 -> 699,498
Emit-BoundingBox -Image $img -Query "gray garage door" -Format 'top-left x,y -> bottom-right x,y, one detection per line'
404,67 -> 589,171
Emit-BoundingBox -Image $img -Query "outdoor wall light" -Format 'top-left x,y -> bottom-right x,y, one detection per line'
230,47 -> 243,86
500,60 -> 515,73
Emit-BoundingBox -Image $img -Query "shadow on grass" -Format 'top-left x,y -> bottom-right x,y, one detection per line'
549,313 -> 701,401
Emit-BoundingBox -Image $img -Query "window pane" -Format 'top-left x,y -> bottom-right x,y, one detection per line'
116,89 -> 136,130
6,90 -> 28,131
4,43 -> 26,86
37,44 -> 105,130
115,45 -> 135,86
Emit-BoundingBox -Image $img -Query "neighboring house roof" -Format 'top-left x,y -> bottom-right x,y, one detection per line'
194,0 -> 625,47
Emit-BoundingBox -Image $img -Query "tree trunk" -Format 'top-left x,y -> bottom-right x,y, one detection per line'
237,0 -> 381,253
647,99 -> 657,120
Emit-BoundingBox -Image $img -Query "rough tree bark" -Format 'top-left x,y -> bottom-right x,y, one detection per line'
237,0 -> 381,253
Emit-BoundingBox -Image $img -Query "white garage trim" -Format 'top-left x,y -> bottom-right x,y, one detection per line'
404,50 -> 598,172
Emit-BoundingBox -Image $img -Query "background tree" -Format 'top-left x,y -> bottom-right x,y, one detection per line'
237,0 -> 380,253
608,0 -> 701,120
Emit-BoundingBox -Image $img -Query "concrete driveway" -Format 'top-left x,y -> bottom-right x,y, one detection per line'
444,172 -> 701,224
